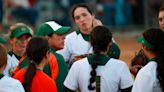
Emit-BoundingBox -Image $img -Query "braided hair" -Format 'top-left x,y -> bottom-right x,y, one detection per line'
143,28 -> 164,91
88,26 -> 112,90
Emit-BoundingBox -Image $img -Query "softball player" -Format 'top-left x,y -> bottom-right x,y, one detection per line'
64,26 -> 133,92
132,28 -> 164,92
57,3 -> 120,65
13,37 -> 57,92
14,21 -> 70,92
0,44 -> 24,92
4,23 -> 33,76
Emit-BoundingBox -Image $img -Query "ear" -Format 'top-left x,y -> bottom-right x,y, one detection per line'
42,51 -> 50,65
45,36 -> 51,44
107,42 -> 112,52
9,38 -> 14,45
45,36 -> 49,40
45,51 -> 50,59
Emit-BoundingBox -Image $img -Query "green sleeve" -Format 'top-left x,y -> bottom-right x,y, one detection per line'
120,86 -> 132,92
107,42 -> 121,59
63,86 -> 75,92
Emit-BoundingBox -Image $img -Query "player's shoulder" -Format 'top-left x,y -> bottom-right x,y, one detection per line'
66,31 -> 77,39
72,58 -> 89,68
108,58 -> 128,67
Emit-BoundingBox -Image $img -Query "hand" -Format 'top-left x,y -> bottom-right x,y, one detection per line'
130,65 -> 143,77
92,18 -> 102,28
71,54 -> 90,65
72,55 -> 87,62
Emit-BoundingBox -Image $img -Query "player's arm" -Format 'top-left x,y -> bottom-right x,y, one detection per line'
63,86 -> 75,92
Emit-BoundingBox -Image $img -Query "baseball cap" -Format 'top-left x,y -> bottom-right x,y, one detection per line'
137,36 -> 154,49
0,37 -> 7,44
10,26 -> 32,38
36,21 -> 70,36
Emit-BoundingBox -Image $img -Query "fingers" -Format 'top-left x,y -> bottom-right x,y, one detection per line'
132,65 -> 143,69
130,65 -> 143,77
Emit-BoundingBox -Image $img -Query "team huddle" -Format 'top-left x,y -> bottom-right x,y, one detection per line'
0,3 -> 164,92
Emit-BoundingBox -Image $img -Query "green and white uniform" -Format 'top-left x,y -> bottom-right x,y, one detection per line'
36,21 -> 70,92
4,51 -> 21,76
51,48 -> 69,92
132,60 -> 162,92
57,30 -> 120,63
4,25 -> 32,76
0,73 -> 25,92
57,30 -> 92,63
64,55 -> 133,92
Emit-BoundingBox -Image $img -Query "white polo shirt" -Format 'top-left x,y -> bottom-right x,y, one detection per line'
132,61 -> 162,92
64,58 -> 133,92
0,76 -> 25,92
57,31 -> 118,64
4,54 -> 19,76
57,31 -> 92,63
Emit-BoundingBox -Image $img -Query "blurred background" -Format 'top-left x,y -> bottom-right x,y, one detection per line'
0,0 -> 163,31
0,0 -> 163,66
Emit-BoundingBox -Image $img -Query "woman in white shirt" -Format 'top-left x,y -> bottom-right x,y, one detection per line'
0,44 -> 24,92
57,3 -> 120,65
64,26 -> 133,92
132,28 -> 164,92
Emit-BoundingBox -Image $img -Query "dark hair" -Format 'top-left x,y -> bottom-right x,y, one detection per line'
143,28 -> 164,91
88,26 -> 112,90
159,4 -> 164,12
48,33 -> 53,37
71,3 -> 93,21
23,37 -> 50,92
0,44 -> 7,68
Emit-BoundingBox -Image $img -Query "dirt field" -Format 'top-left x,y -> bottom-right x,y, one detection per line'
114,35 -> 141,67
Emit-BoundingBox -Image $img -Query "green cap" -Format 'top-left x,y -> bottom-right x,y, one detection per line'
36,21 -> 70,36
10,26 -> 32,38
137,36 -> 154,49
0,37 -> 7,44
107,42 -> 120,59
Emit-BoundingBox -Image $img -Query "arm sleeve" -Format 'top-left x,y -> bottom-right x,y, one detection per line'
4,55 -> 13,76
64,62 -> 79,90
132,69 -> 153,92
49,53 -> 59,80
15,80 -> 25,92
63,86 -> 76,92
120,63 -> 134,89
121,86 -> 132,92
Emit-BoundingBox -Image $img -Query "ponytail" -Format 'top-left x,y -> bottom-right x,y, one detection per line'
156,38 -> 164,91
143,28 -> 164,91
88,48 -> 100,90
22,37 -> 50,92
23,62 -> 37,92
88,26 -> 112,90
